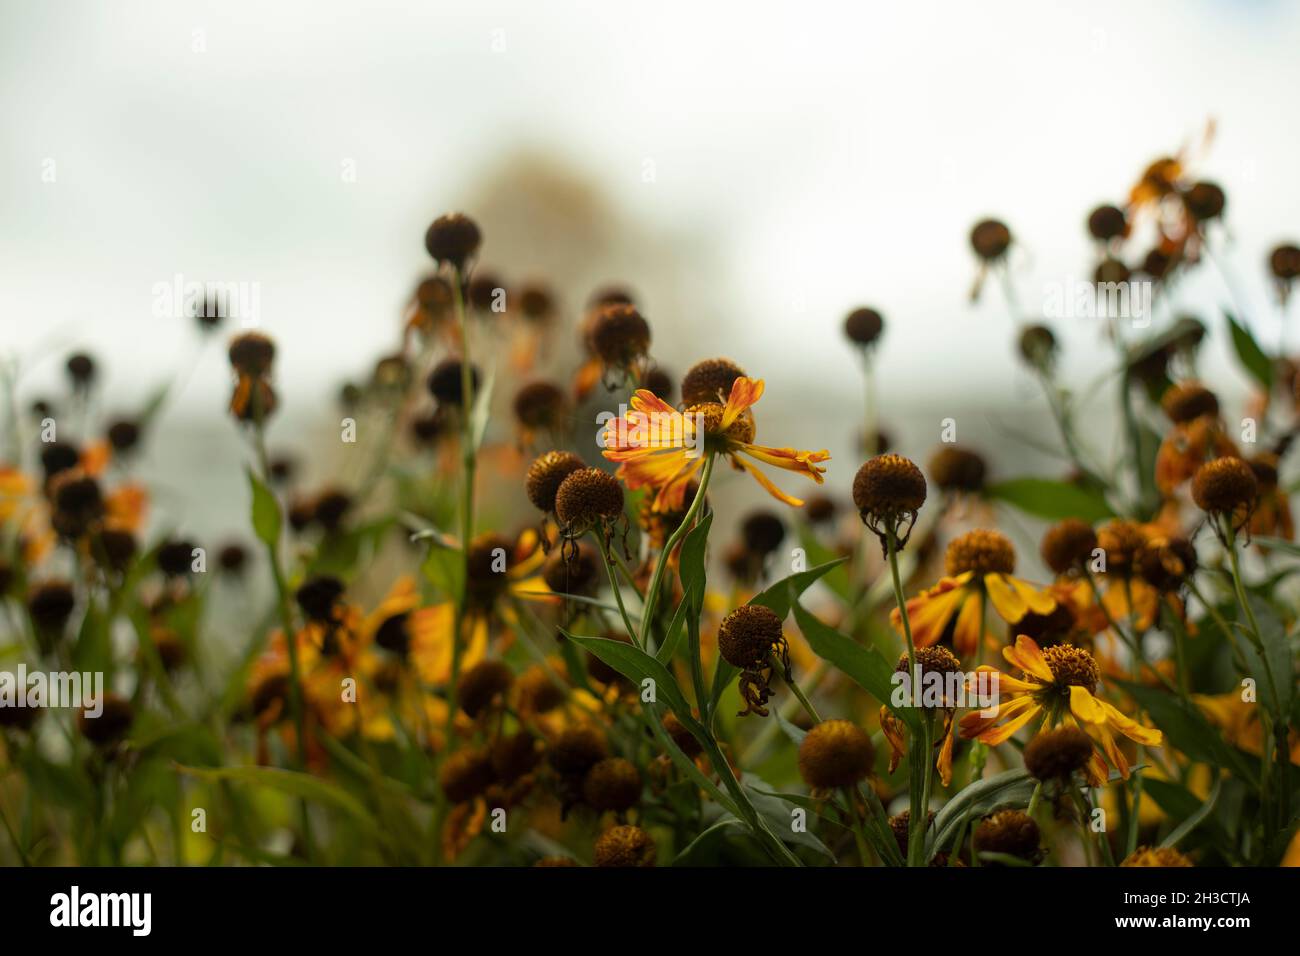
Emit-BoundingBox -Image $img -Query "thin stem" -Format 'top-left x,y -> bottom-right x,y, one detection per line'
638,453 -> 714,640
593,530 -> 641,647
775,654 -> 821,724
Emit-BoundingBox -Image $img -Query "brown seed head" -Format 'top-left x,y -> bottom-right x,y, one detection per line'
945,529 -> 1015,577
228,333 -> 276,377
1097,519 -> 1149,575
1040,519 -> 1098,575
554,468 -> 624,536
513,380 -> 568,431
680,358 -> 746,405
424,212 -> 482,269
1087,204 -> 1127,241
970,219 -> 1012,261
797,719 -> 874,789
457,659 -> 514,718
843,307 -> 885,347
1184,181 -> 1225,221
594,825 -> 656,867
1121,845 -> 1193,867
717,604 -> 784,669
852,454 -> 927,523
526,450 -> 586,513
439,748 -> 495,803
1023,725 -> 1094,782
1192,457 -> 1258,516
590,303 -> 650,368
78,692 -> 134,747
1041,644 -> 1100,693
928,446 -> 987,494
1161,381 -> 1219,424
549,725 -> 609,775
1270,243 -> 1300,282
543,541 -> 601,597
974,810 -> 1041,861
582,757 -> 642,812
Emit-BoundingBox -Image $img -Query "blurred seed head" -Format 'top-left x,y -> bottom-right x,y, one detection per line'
424,212 -> 482,271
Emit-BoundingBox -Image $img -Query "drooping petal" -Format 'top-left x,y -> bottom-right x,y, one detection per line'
733,454 -> 808,506
951,590 -> 985,657
720,377 -> 765,428
1003,635 -> 1054,683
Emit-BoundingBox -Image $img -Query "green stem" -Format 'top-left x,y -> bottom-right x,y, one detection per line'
638,453 -> 714,640
593,530 -> 641,647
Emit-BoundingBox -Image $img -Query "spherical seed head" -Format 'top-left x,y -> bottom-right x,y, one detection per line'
1270,243 -> 1300,282
852,454 -> 927,524
1087,204 -> 1127,241
928,446 -> 987,494
40,442 -> 80,481
590,303 -> 651,368
549,725 -> 609,775
582,757 -> 642,812
78,692 -> 134,747
797,720 -> 874,790
1142,247 -> 1174,280
426,358 -> 481,407
1161,381 -> 1219,423
1184,181 -> 1225,221
313,488 -> 352,532
106,419 -> 141,454
1137,536 -> 1197,592
424,212 -> 481,269
438,748 -> 495,804
1023,725 -> 1094,782
94,528 -> 137,573
1012,602 -> 1076,648
1097,519 -> 1148,574
295,575 -> 344,622
457,661 -> 514,718
680,358 -> 746,405
27,580 -> 76,633
554,467 -> 624,535
594,825 -> 656,868
467,271 -> 505,311
970,219 -> 1012,261
1017,324 -> 1057,369
641,367 -> 674,402
517,281 -> 555,320
65,352 -> 96,387
843,307 -> 885,347
1095,256 -> 1131,285
1041,644 -> 1100,693
974,810 -> 1041,861
945,529 -> 1015,577
513,380 -> 568,430
491,731 -> 541,782
717,603 -> 784,669
1040,518 -> 1098,575
218,542 -> 248,575
662,712 -> 702,757
1120,846 -> 1193,867
157,539 -> 197,577
526,450 -> 585,513
228,333 -> 275,377
50,471 -> 104,538
740,510 -> 786,556
895,645 -> 962,678
542,541 -> 601,596
373,611 -> 411,656
465,532 -> 513,606
803,494 -> 837,525
1192,457 -> 1258,516
516,665 -> 566,714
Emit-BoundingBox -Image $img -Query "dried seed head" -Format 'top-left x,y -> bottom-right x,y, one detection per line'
1161,381 -> 1219,423
641,367 -> 674,402
843,307 -> 885,347
373,611 -> 411,656
313,488 -> 352,533
798,720 -> 874,789
526,450 -> 586,513
458,660 -> 514,718
740,509 -> 786,556
1184,181 -> 1225,221
1121,846 -> 1193,867
491,730 -> 541,782
27,580 -> 76,634
590,303 -> 651,369
467,271 -> 505,311
974,810 -> 1041,861
945,529 -> 1015,577
680,358 -> 746,405
517,281 -> 555,321
93,528 -> 137,574
157,539 -> 198,578
1018,324 -> 1058,370
582,757 -> 642,812
1040,519 -> 1098,576
513,380 -> 568,431
516,665 -> 566,714
803,494 -> 837,525
1097,519 -> 1149,575
228,332 -> 276,377
549,725 -> 609,776
426,358 -> 481,408
65,352 -> 96,388
593,824 -> 656,867
717,604 -> 784,669
852,454 -> 927,525
465,532 -> 513,607
1137,537 -> 1197,592
1191,457 -> 1258,516
542,541 -> 600,597
1023,725 -> 1094,782
1041,644 -> 1100,693
439,748 -> 494,803
40,442 -> 81,481
895,646 -> 962,679
424,212 -> 482,270
1087,204 -> 1127,241
1270,243 -> 1300,282
50,470 -> 104,539
295,575 -> 344,622
970,219 -> 1012,261
106,418 -> 141,454
78,692 -> 134,747
928,446 -> 987,494
554,467 -> 624,536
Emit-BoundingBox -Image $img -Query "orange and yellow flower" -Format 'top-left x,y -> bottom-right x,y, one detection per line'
959,635 -> 1162,781
602,377 -> 829,511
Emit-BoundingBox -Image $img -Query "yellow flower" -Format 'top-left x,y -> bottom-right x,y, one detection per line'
891,529 -> 1054,658
959,635 -> 1162,781
602,377 -> 829,510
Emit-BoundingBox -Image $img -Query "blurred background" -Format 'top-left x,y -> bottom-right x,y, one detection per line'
3,0 -> 1300,556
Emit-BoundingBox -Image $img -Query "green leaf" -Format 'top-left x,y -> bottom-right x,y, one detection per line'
791,600 -> 920,733
563,632 -> 693,719
1122,683 -> 1256,784
672,818 -> 772,866
1226,312 -> 1273,390
677,511 -> 713,615
1245,596 -> 1294,721
246,468 -> 281,548
927,768 -> 1035,858
654,583 -> 694,664
176,764 -> 383,839
986,477 -> 1114,523
749,557 -> 847,618
1158,775 -> 1222,850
